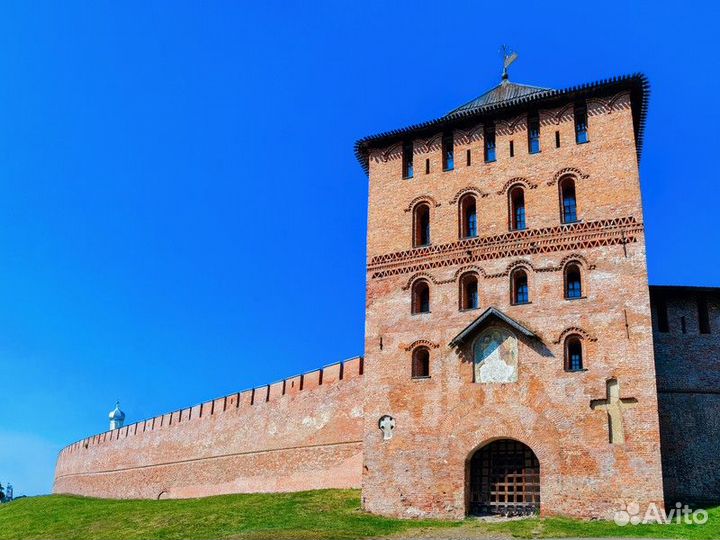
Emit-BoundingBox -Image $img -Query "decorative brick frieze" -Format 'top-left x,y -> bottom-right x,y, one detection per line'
369,217 -> 641,280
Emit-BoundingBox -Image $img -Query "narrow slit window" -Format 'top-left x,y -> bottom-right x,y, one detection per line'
402,142 -> 414,178
460,273 -> 479,310
509,186 -> 526,231
459,194 -> 478,238
412,347 -> 430,378
575,102 -> 589,144
442,132 -> 454,171
411,280 -> 430,314
509,140 -> 515,157
484,124 -> 496,162
413,203 -> 431,247
425,158 -> 430,174
565,264 -> 582,299
512,269 -> 529,305
466,149 -> 471,166
564,336 -> 583,371
528,112 -> 540,154
560,177 -> 578,223
555,130 -> 561,148
698,297 -> 711,334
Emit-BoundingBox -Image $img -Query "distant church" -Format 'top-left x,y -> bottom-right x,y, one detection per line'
54,56 -> 720,520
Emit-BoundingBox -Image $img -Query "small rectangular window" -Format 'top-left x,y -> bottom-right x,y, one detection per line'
509,140 -> 514,157
698,297 -> 711,334
656,297 -> 669,332
466,149 -> 471,166
484,124 -> 496,163
528,112 -> 540,154
402,142 -> 414,178
425,158 -> 430,174
442,132 -> 454,171
575,102 -> 589,144
555,130 -> 561,148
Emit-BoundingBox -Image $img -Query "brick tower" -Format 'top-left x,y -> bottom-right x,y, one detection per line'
355,67 -> 665,519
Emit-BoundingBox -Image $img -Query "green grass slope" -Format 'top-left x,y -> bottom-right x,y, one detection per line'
0,489 -> 717,540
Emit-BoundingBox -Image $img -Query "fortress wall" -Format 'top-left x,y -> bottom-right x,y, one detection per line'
650,287 -> 720,505
53,357 -> 365,499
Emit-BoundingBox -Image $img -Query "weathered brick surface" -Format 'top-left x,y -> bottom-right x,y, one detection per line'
651,287 -> 720,505
54,359 -> 364,499
362,92 -> 665,519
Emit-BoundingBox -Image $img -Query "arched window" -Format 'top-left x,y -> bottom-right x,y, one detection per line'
509,186 -> 526,231
559,177 -> 578,223
411,280 -> 430,314
413,203 -> 431,247
511,269 -> 529,305
412,347 -> 430,378
565,264 -> 582,299
459,194 -> 478,238
459,273 -> 479,310
564,335 -> 583,371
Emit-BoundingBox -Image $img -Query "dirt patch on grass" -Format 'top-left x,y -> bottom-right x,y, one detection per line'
379,528 -> 514,539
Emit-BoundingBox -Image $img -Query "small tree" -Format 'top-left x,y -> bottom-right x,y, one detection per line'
0,482 -> 5,503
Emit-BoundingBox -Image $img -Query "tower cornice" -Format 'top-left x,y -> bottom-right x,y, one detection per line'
354,73 -> 649,174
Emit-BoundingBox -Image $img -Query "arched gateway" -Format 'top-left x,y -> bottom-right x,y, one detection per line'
468,439 -> 540,516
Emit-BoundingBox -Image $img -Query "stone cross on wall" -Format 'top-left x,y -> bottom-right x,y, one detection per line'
590,378 -> 638,444
378,415 -> 395,441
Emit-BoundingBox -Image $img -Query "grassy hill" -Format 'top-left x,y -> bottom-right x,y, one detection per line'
0,489 -> 718,540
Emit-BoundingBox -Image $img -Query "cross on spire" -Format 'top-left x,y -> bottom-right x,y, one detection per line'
590,378 -> 638,444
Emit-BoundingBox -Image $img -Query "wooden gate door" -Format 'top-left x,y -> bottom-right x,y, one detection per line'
469,439 -> 540,516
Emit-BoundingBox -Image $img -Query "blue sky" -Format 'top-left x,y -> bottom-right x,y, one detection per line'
0,1 -> 717,496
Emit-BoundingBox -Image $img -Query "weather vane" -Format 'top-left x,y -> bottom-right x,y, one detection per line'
500,45 -> 518,81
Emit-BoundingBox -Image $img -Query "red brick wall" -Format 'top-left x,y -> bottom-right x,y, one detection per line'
54,358 -> 364,499
362,91 -> 665,519
650,287 -> 720,505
